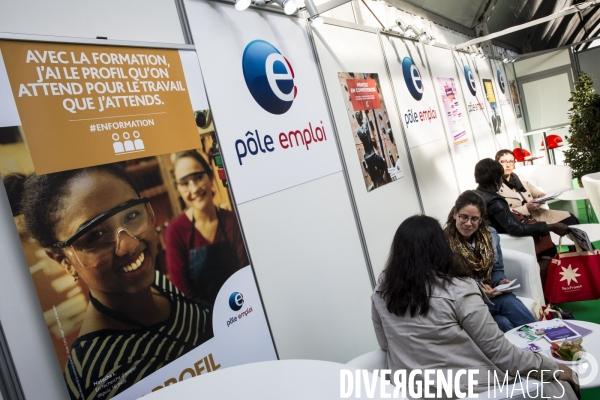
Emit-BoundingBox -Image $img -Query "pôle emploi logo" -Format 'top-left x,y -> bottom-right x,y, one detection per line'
497,69 -> 506,93
234,40 -> 328,166
242,40 -> 297,115
463,64 -> 484,113
464,65 -> 477,96
227,292 -> 253,328
402,57 -> 424,101
401,57 -> 437,127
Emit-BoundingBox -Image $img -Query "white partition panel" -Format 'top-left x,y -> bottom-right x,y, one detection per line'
0,0 -> 184,43
475,57 -> 511,150
185,0 -> 377,362
311,23 -> 422,277
425,45 -> 479,191
514,49 -> 571,77
237,172 -> 377,361
453,51 -> 497,158
490,59 -> 521,147
380,34 -> 460,222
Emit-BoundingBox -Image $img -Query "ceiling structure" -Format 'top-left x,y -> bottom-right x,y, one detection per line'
390,0 -> 600,53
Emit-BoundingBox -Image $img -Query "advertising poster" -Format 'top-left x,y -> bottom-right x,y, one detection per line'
509,80 -> 523,119
0,40 -> 276,400
453,51 -> 497,158
182,0 -> 341,205
337,72 -> 403,191
482,78 -> 502,135
436,77 -> 469,154
490,59 -> 520,146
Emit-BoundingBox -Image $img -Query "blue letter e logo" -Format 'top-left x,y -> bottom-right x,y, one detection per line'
242,40 -> 297,115
497,70 -> 506,94
402,57 -> 424,101
229,292 -> 244,311
464,65 -> 477,96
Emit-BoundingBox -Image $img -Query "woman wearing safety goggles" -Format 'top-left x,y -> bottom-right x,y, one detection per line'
5,164 -> 213,400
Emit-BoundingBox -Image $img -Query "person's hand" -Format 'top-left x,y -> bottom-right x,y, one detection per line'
499,279 -> 511,285
480,283 -> 502,299
526,202 -> 541,212
557,364 -> 579,392
549,223 -> 570,236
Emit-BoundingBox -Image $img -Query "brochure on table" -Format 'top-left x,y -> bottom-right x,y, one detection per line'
0,40 -> 276,400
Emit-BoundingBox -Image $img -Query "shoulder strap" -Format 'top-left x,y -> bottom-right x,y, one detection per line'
88,292 -> 146,328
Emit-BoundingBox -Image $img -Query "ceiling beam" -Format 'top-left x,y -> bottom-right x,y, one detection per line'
383,0 -> 476,37
454,0 -> 600,49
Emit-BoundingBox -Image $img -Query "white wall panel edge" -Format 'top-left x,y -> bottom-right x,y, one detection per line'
306,19 -> 376,287
0,33 -> 195,50
421,44 -> 463,191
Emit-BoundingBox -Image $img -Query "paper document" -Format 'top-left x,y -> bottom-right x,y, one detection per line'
531,190 -> 566,204
568,227 -> 594,252
494,279 -> 520,292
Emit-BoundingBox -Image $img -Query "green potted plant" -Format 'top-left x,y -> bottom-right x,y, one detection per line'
563,72 -> 600,186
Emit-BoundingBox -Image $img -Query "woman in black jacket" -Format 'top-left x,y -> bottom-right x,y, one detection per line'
474,159 -> 569,285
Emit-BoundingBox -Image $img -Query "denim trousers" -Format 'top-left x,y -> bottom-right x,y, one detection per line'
487,292 -> 536,332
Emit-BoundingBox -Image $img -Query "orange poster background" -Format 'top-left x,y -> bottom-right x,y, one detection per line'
0,40 -> 200,174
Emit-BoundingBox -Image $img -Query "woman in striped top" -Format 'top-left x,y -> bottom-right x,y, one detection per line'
6,164 -> 213,400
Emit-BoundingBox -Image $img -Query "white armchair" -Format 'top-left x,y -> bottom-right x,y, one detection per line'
582,172 -> 600,220
514,164 -> 577,216
501,248 -> 545,317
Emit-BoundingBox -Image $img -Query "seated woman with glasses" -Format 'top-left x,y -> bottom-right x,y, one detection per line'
444,191 -> 536,332
4,165 -> 213,400
165,150 -> 248,307
372,215 -> 578,398
495,150 -> 578,226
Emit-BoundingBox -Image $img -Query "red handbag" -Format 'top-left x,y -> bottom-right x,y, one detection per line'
544,237 -> 600,303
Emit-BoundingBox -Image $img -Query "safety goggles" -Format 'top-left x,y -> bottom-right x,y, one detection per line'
53,198 -> 155,268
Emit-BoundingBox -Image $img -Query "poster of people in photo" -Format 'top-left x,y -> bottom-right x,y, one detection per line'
436,77 -> 469,154
0,40 -> 276,400
509,80 -> 523,119
337,72 -> 403,192
482,78 -> 503,134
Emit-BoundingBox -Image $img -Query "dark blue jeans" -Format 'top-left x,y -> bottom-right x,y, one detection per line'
487,292 -> 536,332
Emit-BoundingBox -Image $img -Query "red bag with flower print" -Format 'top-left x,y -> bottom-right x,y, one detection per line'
544,237 -> 600,303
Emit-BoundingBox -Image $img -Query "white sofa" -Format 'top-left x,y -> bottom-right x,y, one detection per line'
501,248 -> 544,317
514,164 -> 577,216
582,172 -> 600,220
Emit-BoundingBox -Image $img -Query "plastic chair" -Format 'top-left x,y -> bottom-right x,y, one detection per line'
582,172 -> 600,222
540,135 -> 563,164
513,148 -> 543,165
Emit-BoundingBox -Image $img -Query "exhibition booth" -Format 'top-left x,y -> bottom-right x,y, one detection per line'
0,0 -> 598,399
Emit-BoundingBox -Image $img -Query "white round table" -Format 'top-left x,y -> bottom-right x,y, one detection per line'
557,188 -> 593,222
141,359 -> 401,400
505,320 -> 600,389
550,224 -> 600,247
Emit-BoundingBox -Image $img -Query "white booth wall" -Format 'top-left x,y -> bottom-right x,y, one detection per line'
0,1 -> 530,399
311,22 -> 423,279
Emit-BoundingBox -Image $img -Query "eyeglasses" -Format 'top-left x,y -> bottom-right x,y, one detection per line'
499,160 -> 516,165
175,171 -> 208,192
457,214 -> 481,224
54,198 -> 155,268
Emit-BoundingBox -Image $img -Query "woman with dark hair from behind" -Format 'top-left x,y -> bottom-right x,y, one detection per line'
444,190 -> 535,332
372,215 -> 578,398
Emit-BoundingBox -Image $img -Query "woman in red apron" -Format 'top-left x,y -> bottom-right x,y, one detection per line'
165,150 -> 249,307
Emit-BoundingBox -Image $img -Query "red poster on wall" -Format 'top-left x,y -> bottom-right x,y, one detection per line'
346,78 -> 381,111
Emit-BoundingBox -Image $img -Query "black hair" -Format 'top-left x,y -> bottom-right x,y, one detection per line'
444,190 -> 488,236
3,164 -> 138,249
172,150 -> 214,180
379,215 -> 470,317
494,149 -> 515,162
474,158 -> 504,189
